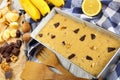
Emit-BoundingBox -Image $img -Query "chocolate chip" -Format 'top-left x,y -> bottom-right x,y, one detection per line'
6,57 -> 11,63
13,43 -> 20,48
0,43 -> 9,54
51,34 -> 56,39
68,54 -> 75,59
0,47 -> 1,52
54,22 -> 60,28
0,57 -> 2,64
39,34 -> 43,37
16,30 -> 21,38
86,55 -> 93,60
9,42 -> 15,47
5,46 -> 13,53
12,48 -> 20,56
91,34 -> 96,40
5,71 -> 12,79
62,41 -> 65,45
79,35 -> 86,41
74,28 -> 80,34
16,40 -> 22,48
108,47 -> 116,52
2,52 -> 10,58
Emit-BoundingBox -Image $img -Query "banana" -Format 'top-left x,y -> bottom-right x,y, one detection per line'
3,29 -> 11,40
46,0 -> 65,7
30,0 -> 50,16
10,29 -> 17,38
19,0 -> 41,21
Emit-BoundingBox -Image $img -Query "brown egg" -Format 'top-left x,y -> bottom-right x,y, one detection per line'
22,33 -> 31,42
21,21 -> 31,33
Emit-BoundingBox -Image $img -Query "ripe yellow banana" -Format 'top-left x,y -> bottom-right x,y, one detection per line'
19,0 -> 41,21
46,0 -> 65,7
30,0 -> 50,16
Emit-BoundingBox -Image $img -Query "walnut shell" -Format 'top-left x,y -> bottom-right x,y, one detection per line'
21,21 -> 31,33
22,33 -> 31,42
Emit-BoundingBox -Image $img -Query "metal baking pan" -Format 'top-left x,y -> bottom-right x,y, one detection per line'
31,7 -> 120,79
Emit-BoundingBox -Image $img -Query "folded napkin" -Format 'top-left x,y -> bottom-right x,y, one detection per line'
27,0 -> 120,80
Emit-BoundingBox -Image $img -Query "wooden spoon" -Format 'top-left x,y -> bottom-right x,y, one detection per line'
21,61 -> 90,80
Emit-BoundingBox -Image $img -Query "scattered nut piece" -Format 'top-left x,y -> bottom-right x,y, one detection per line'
22,33 -> 31,42
66,43 -> 71,49
9,22 -> 19,29
91,63 -> 95,68
60,26 -> 67,30
90,46 -> 97,50
10,55 -> 18,63
21,21 -> 31,33
1,61 -> 11,71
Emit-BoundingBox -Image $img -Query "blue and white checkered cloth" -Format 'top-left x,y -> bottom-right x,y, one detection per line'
28,0 -> 120,80
62,0 -> 120,34
63,0 -> 120,80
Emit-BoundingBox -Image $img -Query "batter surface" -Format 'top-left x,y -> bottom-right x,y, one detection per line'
36,14 -> 120,76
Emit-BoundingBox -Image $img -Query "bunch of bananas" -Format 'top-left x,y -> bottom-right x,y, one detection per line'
19,0 -> 65,21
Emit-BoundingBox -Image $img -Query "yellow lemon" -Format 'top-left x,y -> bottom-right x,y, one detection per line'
82,0 -> 102,16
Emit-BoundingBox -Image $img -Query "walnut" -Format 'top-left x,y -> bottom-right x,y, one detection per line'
21,21 -> 31,33
22,33 -> 31,42
1,61 -> 11,72
10,55 -> 18,63
66,43 -> 71,49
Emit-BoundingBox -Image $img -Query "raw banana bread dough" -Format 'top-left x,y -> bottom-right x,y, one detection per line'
36,14 -> 120,76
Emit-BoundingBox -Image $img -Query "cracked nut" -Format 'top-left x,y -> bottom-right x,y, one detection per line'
21,21 -> 31,33
22,33 -> 31,42
1,61 -> 11,72
10,55 -> 18,63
